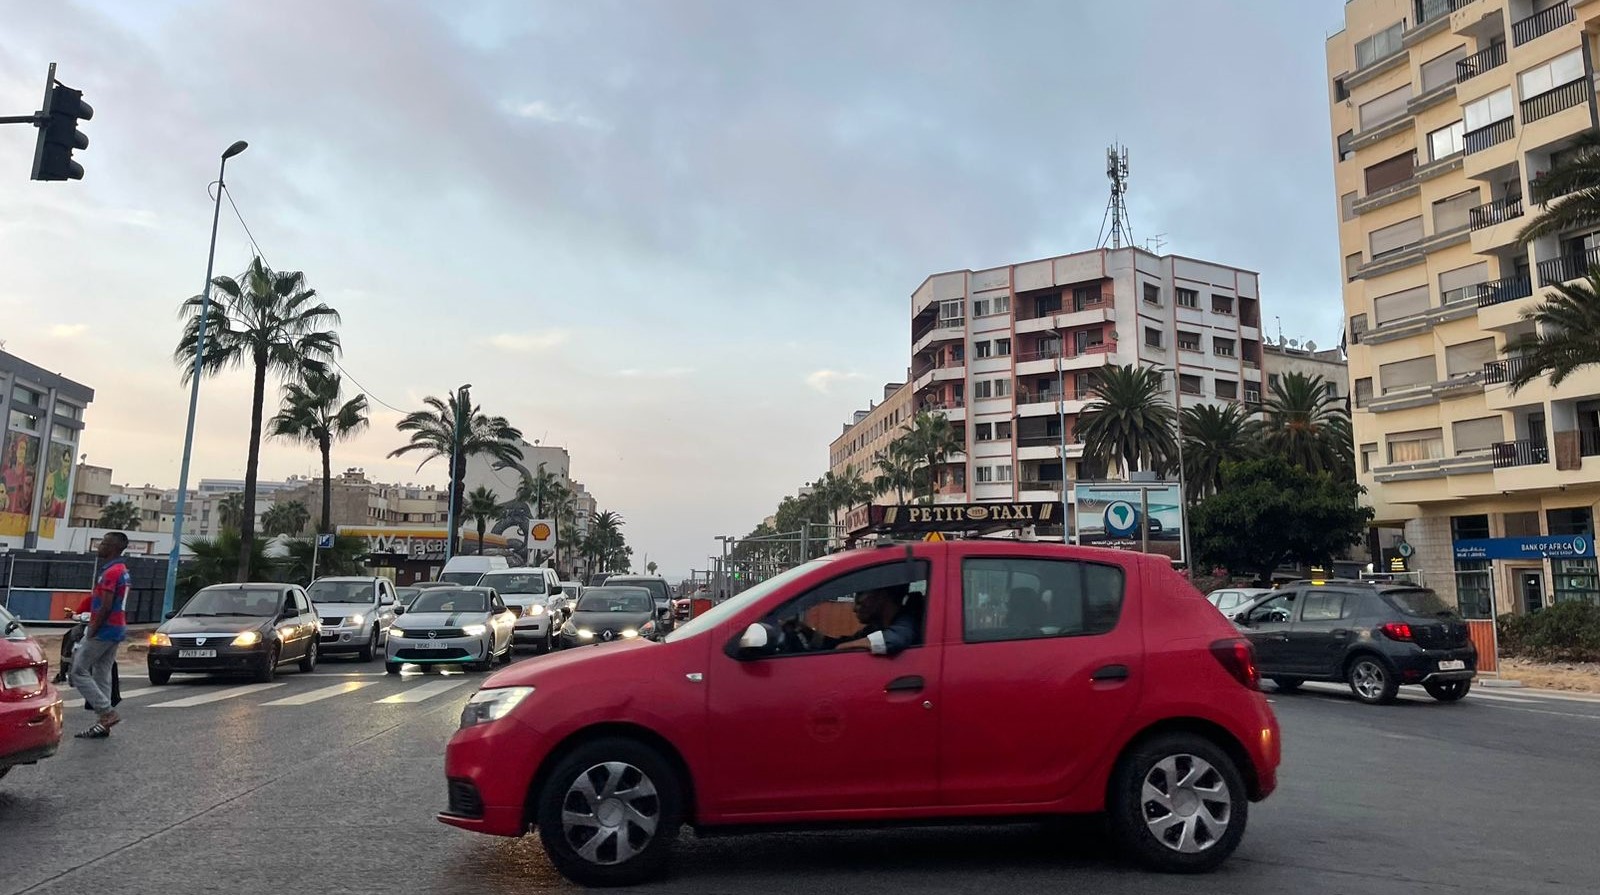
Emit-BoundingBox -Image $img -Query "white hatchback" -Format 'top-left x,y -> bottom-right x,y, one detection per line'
385,586 -> 515,674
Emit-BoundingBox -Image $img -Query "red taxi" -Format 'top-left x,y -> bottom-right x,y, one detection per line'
1,606 -> 64,783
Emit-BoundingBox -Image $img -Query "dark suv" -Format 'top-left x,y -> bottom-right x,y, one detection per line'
1234,580 -> 1476,705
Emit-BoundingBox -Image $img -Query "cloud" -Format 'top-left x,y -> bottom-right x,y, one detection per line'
48,324 -> 88,340
486,331 -> 571,352
615,367 -> 694,379
805,370 -> 864,393
503,99 -> 609,130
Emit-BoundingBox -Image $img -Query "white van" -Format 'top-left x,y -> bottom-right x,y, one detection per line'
438,555 -> 509,586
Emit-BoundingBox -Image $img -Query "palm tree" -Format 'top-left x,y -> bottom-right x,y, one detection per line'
98,501 -> 141,531
646,561 -> 659,575
545,482 -> 577,574
261,500 -> 310,537
464,486 -> 499,555
1517,131 -> 1600,246
217,493 -> 246,533
1505,271 -> 1600,392
268,369 -> 369,534
590,510 -> 625,571
1075,365 -> 1178,480
1260,371 -> 1353,477
177,530 -> 275,599
899,411 -> 964,503
1180,404 -> 1257,502
872,442 -> 919,504
174,256 -> 341,582
280,533 -> 368,583
388,391 -> 523,554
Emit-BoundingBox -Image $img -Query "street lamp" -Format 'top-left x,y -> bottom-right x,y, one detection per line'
445,383 -> 471,562
162,140 -> 248,618
1148,364 -> 1188,566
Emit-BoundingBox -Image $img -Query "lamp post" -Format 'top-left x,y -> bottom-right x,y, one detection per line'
444,383 -> 471,562
162,140 -> 248,618
1149,364 -> 1189,566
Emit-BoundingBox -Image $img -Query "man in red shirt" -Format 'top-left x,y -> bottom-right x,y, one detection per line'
72,532 -> 129,738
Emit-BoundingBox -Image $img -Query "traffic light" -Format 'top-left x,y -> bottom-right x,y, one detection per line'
31,79 -> 92,181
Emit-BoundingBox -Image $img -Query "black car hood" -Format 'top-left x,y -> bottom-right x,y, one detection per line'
161,615 -> 273,635
569,610 -> 654,631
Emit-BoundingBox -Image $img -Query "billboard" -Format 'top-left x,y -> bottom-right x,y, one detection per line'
38,441 -> 74,539
0,430 -> 40,537
1074,482 -> 1185,561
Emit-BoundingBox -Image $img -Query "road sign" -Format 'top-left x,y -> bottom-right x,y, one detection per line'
316,533 -> 335,549
1103,500 -> 1139,538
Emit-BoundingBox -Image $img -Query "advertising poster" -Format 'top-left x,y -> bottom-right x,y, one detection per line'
38,441 -> 74,539
0,430 -> 40,537
1074,482 -> 1185,561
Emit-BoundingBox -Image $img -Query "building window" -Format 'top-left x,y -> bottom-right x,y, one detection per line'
973,295 -> 1011,317
1213,337 -> 1236,357
1372,285 -> 1431,325
1432,188 -> 1481,233
976,466 -> 994,483
994,464 -> 1013,483
1388,428 -> 1445,463
972,379 -> 1011,400
1337,130 -> 1354,162
1445,338 -> 1497,379
50,424 -> 75,445
1464,88 -> 1513,132
1354,377 -> 1373,408
1215,379 -> 1238,400
1346,252 -> 1363,281
1360,442 -> 1378,473
995,420 -> 1012,439
1428,120 -> 1466,161
1179,374 -> 1203,396
1518,48 -> 1585,99
939,299 -> 964,325
1358,85 -> 1412,131
1176,288 -> 1198,308
1503,511 -> 1541,537
1143,283 -> 1162,305
975,422 -> 994,442
1177,331 -> 1201,352
1350,313 -> 1369,344
1380,356 -> 1437,393
1452,416 -> 1505,455
1211,294 -> 1234,315
1364,151 -> 1417,194
11,385 -> 44,407
995,338 -> 1011,357
1370,216 -> 1424,259
1145,327 -> 1164,348
1333,76 -> 1348,101
974,340 -> 993,359
1421,45 -> 1469,94
1355,21 -> 1404,69
56,402 -> 83,421
1341,191 -> 1357,221
1072,285 -> 1103,308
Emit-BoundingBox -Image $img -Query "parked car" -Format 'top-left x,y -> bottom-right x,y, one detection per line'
386,586 -> 515,674
442,541 -> 1279,885
147,583 -> 322,684
479,568 -> 562,654
308,576 -> 399,661
1234,579 -> 1476,705
556,586 -> 661,648
0,605 -> 61,783
603,574 -> 677,632
439,556 -> 510,586
1206,587 -> 1272,617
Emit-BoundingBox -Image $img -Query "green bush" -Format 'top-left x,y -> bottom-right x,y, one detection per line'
1497,602 -> 1600,662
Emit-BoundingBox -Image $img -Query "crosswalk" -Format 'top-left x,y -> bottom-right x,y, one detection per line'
99,675 -> 478,711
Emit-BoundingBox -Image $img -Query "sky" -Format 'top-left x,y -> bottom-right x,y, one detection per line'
0,0 -> 1349,578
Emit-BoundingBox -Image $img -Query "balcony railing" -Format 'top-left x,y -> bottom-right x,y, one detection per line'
1521,78 -> 1588,124
1473,275 -> 1533,307
1464,117 -> 1515,155
1537,247 -> 1600,285
1016,347 -> 1064,363
1482,355 -> 1536,384
1017,434 -> 1080,449
1457,42 -> 1507,83
1492,439 -> 1550,468
1017,387 -> 1082,405
1018,303 -> 1065,321
1469,195 -> 1523,230
1582,428 -> 1600,458
1415,0 -> 1464,27
920,398 -> 966,412
1512,1 -> 1573,47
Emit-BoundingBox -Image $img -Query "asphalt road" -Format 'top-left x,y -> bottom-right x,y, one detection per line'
3,654 -> 1597,895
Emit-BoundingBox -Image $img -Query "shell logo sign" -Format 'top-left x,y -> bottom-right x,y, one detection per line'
531,522 -> 553,541
528,519 -> 556,549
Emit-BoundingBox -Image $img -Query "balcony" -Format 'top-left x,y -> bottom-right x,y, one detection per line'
1456,42 -> 1507,83
1469,195 -> 1523,230
1536,246 -> 1600,285
1464,118 -> 1515,155
1474,275 -> 1533,307
1583,428 -> 1600,458
1521,77 -> 1589,124
1492,439 -> 1550,468
1415,0 -> 1466,27
1512,1 -> 1574,46
1482,355 -> 1536,384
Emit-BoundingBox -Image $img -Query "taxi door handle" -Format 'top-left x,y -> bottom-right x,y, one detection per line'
885,675 -> 924,693
1091,664 -> 1130,682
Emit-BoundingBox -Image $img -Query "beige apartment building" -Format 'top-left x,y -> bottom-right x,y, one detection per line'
1328,0 -> 1600,615
829,379 -> 913,530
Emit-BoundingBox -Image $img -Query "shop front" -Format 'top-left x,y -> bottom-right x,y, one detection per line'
337,526 -> 512,585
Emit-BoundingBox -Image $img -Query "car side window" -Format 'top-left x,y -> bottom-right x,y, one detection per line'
759,560 -> 930,656
961,557 -> 1124,643
1247,592 -> 1296,624
1300,591 -> 1351,622
1214,591 -> 1238,610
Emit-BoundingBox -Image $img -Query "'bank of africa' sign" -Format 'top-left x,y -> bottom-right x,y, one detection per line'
1452,535 -> 1595,561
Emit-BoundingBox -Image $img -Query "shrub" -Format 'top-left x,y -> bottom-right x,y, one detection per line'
1497,602 -> 1600,662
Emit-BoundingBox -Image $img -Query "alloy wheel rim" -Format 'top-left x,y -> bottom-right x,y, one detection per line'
1140,753 -> 1232,853
561,761 -> 661,865
1353,661 -> 1384,699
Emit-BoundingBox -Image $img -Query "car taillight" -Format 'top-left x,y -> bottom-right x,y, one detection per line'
1378,622 -> 1414,642
1210,638 -> 1259,690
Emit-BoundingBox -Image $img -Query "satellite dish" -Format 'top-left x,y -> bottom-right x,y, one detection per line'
1306,340 -> 1317,351
1289,339 -> 1301,349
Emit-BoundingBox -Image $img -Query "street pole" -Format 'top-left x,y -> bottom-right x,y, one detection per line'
163,140 -> 248,618
444,383 -> 470,563
1057,354 -> 1071,544
1140,486 -> 1151,555
1169,370 -> 1189,566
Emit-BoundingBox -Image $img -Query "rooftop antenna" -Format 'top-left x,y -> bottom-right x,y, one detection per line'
1275,315 -> 1284,344
1143,233 -> 1167,254
1098,144 -> 1133,249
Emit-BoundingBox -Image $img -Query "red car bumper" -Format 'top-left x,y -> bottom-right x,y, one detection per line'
437,714 -> 547,837
1247,693 -> 1281,800
1,682 -> 64,773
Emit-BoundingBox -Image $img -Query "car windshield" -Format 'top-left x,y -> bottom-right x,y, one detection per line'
396,588 -> 420,606
438,571 -> 484,585
1383,588 -> 1458,618
410,590 -> 488,613
577,590 -> 653,613
181,587 -> 283,617
609,578 -> 669,601
665,555 -> 840,643
307,580 -> 373,604
479,571 -> 549,594
560,585 -> 580,597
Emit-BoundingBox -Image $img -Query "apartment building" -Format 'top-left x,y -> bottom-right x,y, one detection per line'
68,463 -> 113,529
1329,0 -> 1600,614
908,246 -> 1264,514
1262,341 -> 1351,400
0,349 -> 93,548
829,380 -> 913,530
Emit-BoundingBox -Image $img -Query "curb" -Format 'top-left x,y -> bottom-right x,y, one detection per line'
1479,677 -> 1524,688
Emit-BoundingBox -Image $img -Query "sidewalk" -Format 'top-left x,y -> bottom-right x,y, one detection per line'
28,625 -> 156,672
1499,657 -> 1600,695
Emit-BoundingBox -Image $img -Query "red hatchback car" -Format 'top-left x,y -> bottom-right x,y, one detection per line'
441,541 -> 1280,885
1,606 -> 64,783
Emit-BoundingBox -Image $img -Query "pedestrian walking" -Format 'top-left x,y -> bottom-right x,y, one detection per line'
71,531 -> 130,739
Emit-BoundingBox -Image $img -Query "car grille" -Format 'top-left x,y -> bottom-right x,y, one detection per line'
394,647 -> 472,661
320,616 -> 344,627
401,628 -> 465,639
170,636 -> 233,648
1414,621 -> 1471,649
447,778 -> 484,818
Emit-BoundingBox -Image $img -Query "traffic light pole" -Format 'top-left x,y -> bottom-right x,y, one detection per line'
0,63 -> 51,127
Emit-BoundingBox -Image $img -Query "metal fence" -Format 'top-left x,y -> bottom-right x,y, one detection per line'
0,551 -> 172,624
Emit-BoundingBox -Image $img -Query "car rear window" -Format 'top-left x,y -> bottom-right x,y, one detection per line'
1382,589 -> 1458,619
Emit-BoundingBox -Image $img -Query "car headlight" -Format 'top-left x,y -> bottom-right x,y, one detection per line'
561,622 -> 576,636
459,686 -> 535,729
577,629 -> 595,640
389,627 -> 408,639
621,628 -> 639,639
527,604 -> 545,616
346,613 -> 366,626
639,620 -> 657,638
150,632 -> 172,647
233,630 -> 262,648
462,624 -> 487,637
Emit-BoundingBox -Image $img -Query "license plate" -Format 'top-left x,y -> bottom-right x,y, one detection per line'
1,667 -> 40,690
179,649 -> 217,659
418,640 -> 447,650
1438,659 -> 1466,671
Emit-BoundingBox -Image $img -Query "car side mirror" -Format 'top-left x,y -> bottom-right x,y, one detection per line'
164,611 -> 177,621
729,622 -> 782,660
393,606 -> 405,615
3,619 -> 20,636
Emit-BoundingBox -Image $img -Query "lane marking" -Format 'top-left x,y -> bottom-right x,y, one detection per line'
1467,691 -> 1538,704
261,680 -> 376,706
149,683 -> 285,708
375,679 -> 467,704
113,688 -> 162,701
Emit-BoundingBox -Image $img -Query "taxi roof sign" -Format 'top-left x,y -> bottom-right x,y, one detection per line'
924,531 -> 945,543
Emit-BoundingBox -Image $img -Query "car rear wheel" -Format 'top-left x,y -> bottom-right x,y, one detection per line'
535,737 -> 684,887
384,661 -> 402,675
1347,655 -> 1398,705
1107,732 -> 1247,873
1424,679 -> 1472,702
148,669 -> 171,686
255,646 -> 280,684
358,628 -> 378,662
1270,677 -> 1302,693
299,638 -> 318,673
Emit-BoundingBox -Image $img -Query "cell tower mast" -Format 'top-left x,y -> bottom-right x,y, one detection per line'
1099,144 -> 1132,249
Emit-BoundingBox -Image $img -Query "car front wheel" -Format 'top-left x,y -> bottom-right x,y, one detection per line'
1106,733 -> 1248,873
1424,679 -> 1472,702
299,638 -> 318,673
148,669 -> 171,686
255,646 -> 280,684
1347,655 -> 1399,705
358,628 -> 378,662
535,737 -> 684,887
